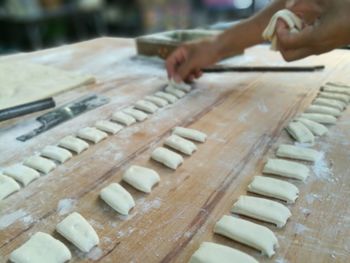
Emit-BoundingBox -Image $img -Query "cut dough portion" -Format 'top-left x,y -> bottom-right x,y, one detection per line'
165,85 -> 186,98
318,91 -> 350,104
248,176 -> 299,204
263,158 -> 310,181
151,147 -> 184,170
3,164 -> 40,186
144,95 -> 168,107
313,98 -> 345,111
169,79 -> 192,92
321,85 -> 350,95
164,134 -> 197,155
0,173 -> 20,200
325,81 -> 350,88
286,121 -> 314,143
123,107 -> 148,121
296,117 -> 328,136
24,156 -> 56,174
214,215 -> 278,257
172,126 -> 207,142
134,100 -> 158,113
112,111 -> 136,126
122,165 -> 160,193
59,135 -> 89,154
77,127 -> 108,143
95,120 -> 123,134
231,195 -> 291,228
276,144 -> 320,162
56,212 -> 99,253
154,91 -> 178,103
300,113 -> 337,125
306,105 -> 341,117
41,145 -> 72,163
189,242 -> 258,263
100,183 -> 135,215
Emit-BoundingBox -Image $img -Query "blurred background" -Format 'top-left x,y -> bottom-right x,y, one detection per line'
0,0 -> 270,55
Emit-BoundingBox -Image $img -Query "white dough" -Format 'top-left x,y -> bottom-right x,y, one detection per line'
100,183 -> 135,215
172,126 -> 207,142
300,113 -> 337,124
3,164 -> 40,186
0,173 -> 20,200
286,121 -> 314,143
263,158 -> 310,181
318,91 -> 350,104
151,147 -> 183,170
231,195 -> 291,228
295,117 -> 328,136
306,105 -> 341,117
321,85 -> 350,95
112,111 -> 136,126
41,145 -> 72,163
164,134 -> 197,155
24,156 -> 56,174
154,91 -> 178,103
248,176 -> 299,204
169,79 -> 192,92
144,95 -> 169,107
10,232 -> 71,263
214,215 -> 278,257
134,100 -> 158,113
325,81 -> 350,89
276,144 -> 320,162
313,97 -> 346,111
123,165 -> 160,193
189,242 -> 258,263
56,212 -> 99,253
164,85 -> 186,98
123,107 -> 148,121
95,120 -> 123,134
77,127 -> 108,143
58,135 -> 89,154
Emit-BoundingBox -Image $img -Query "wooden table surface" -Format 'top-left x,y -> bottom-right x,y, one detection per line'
0,37 -> 349,263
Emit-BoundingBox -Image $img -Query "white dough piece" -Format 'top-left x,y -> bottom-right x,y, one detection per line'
24,156 -> 56,174
263,158 -> 310,181
169,79 -> 192,92
189,242 -> 258,263
164,85 -> 186,98
122,165 -> 160,193
112,111 -> 136,126
58,135 -> 89,154
3,164 -> 40,186
248,176 -> 299,204
296,117 -> 328,136
95,120 -> 123,134
300,113 -> 337,124
123,107 -> 148,121
154,91 -> 178,103
172,126 -> 207,142
77,127 -> 108,143
313,98 -> 346,111
318,91 -> 350,104
0,173 -> 20,200
231,195 -> 291,228
134,99 -> 158,113
286,121 -> 314,143
10,232 -> 71,263
321,85 -> 350,95
164,134 -> 197,155
306,105 -> 341,117
56,212 -> 99,253
100,183 -> 135,215
151,147 -> 183,170
325,81 -> 350,89
276,144 -> 320,162
41,145 -> 72,163
144,95 -> 169,107
214,215 -> 278,257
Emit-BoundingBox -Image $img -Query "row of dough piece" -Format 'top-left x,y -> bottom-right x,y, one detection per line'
0,81 -> 192,201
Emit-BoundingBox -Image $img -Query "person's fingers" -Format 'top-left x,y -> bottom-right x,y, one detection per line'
286,0 -> 322,24
279,46 -> 314,61
166,46 -> 188,79
276,24 -> 316,50
194,69 -> 203,79
176,57 -> 199,82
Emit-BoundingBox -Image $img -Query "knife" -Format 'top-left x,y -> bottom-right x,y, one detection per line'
202,65 -> 325,72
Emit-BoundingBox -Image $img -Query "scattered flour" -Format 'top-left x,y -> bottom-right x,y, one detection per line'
312,152 -> 334,182
57,198 -> 77,216
294,223 -> 310,235
87,247 -> 104,261
0,209 -> 27,229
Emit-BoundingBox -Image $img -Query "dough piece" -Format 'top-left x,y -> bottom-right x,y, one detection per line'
318,91 -> 350,104
286,121 -> 314,143
10,232 -> 71,263
276,144 -> 320,162
123,165 -> 160,193
164,134 -> 197,155
144,95 -> 169,107
56,212 -> 99,253
164,85 -> 186,98
214,215 -> 278,257
321,85 -> 350,95
3,164 -> 40,186
24,156 -> 56,174
123,107 -> 148,121
172,126 -> 207,142
300,113 -> 337,125
313,98 -> 346,111
41,145 -> 72,163
325,81 -> 350,89
154,91 -> 178,103
306,105 -> 341,117
295,117 -> 328,136
134,100 -> 158,113
169,79 -> 192,92
95,120 -> 123,134
231,195 -> 291,228
58,135 -> 89,154
77,127 -> 108,143
189,242 -> 258,263
248,176 -> 299,204
112,111 -> 136,126
100,183 -> 135,215
151,147 -> 183,170
263,158 -> 310,181
0,173 -> 20,200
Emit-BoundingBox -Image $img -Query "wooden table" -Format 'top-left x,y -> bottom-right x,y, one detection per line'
0,38 -> 349,263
